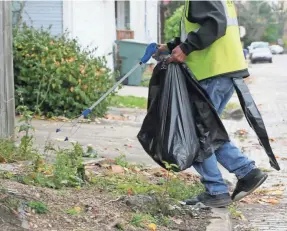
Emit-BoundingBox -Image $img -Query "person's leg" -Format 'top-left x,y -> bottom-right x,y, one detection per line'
193,77 -> 255,191
185,77 -> 233,207
201,77 -> 256,179
187,77 -> 266,208
187,77 -> 263,206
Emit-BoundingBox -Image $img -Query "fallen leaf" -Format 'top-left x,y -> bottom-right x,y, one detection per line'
267,199 -> 279,204
269,138 -> 276,142
270,190 -> 284,196
275,155 -> 281,159
111,165 -> 124,174
148,223 -> 157,231
74,206 -> 82,212
127,188 -> 133,196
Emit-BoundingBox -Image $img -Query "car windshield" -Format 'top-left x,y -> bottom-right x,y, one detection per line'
254,43 -> 268,49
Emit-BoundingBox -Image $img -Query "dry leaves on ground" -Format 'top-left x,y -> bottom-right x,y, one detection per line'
240,186 -> 285,205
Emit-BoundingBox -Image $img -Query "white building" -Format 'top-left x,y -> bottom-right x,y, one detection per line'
12,0 -> 159,70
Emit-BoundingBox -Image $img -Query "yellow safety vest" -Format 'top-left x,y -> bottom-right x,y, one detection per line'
181,0 -> 247,81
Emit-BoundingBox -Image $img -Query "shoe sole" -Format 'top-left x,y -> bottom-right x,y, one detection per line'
205,200 -> 232,208
232,174 -> 268,202
181,199 -> 232,208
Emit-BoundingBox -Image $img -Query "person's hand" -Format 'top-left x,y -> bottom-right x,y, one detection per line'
158,44 -> 169,53
168,45 -> 186,63
152,44 -> 169,59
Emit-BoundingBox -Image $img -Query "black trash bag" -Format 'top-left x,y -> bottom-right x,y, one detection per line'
137,61 -> 230,171
233,78 -> 280,171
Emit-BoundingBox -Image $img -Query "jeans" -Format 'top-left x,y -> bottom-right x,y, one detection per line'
193,77 -> 256,195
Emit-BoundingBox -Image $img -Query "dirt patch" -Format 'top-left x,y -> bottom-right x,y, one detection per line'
0,180 -> 211,231
0,156 -> 211,231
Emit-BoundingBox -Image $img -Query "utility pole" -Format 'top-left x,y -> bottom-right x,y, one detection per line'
0,1 -> 15,138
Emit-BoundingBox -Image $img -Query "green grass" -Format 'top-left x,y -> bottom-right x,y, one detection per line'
27,201 -> 48,214
221,102 -> 241,119
130,213 -> 156,228
140,72 -> 152,87
90,170 -> 203,201
225,102 -> 239,111
110,95 -> 147,109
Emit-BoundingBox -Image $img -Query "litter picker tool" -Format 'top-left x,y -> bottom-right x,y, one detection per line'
56,43 -> 159,141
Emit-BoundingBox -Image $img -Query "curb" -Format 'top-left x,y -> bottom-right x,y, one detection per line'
206,208 -> 232,231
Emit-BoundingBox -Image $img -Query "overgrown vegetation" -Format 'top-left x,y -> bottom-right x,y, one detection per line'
15,142 -> 85,189
0,104 -> 37,163
164,5 -> 184,42
13,24 -> 117,119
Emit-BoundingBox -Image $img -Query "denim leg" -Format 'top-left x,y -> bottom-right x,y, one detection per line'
193,77 -> 255,195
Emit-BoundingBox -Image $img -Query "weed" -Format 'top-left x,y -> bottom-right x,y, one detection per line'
0,105 -> 39,163
115,223 -> 125,230
228,204 -> 245,220
83,144 -> 98,158
66,206 -> 82,215
130,213 -> 156,228
17,143 -> 85,189
27,201 -> 48,214
166,179 -> 204,201
114,154 -> 129,168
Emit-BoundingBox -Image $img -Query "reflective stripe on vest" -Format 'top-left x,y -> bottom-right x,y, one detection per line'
180,0 -> 247,81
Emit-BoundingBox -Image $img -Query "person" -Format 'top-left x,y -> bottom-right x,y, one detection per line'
156,0 -> 268,208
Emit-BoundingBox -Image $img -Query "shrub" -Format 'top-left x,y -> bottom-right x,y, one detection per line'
13,25 -> 116,118
164,5 -> 184,43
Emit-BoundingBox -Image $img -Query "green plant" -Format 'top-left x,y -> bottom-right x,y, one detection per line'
13,25 -> 116,118
164,5 -> 184,42
228,204 -> 245,220
27,201 -> 48,214
130,213 -> 156,228
114,154 -> 129,168
18,143 -> 85,189
0,139 -> 18,163
66,206 -> 82,215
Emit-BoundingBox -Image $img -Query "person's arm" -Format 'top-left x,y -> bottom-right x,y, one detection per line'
179,0 -> 227,56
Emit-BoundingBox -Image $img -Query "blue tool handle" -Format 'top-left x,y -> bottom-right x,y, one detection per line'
140,43 -> 158,64
82,109 -> 91,118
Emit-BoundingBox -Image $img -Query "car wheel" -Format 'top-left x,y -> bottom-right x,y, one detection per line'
269,59 -> 273,63
251,60 -> 256,64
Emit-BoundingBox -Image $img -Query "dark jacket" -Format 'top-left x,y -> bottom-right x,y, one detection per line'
167,0 -> 249,79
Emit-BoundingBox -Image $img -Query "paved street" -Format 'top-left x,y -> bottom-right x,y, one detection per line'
31,55 -> 287,230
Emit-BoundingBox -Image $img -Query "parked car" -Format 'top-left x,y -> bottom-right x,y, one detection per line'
248,41 -> 269,59
250,47 -> 273,64
270,45 -> 284,54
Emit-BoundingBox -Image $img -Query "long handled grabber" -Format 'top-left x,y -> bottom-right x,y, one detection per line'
55,43 -> 159,141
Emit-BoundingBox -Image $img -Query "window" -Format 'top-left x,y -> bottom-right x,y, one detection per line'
115,0 -> 130,30
11,1 -> 22,27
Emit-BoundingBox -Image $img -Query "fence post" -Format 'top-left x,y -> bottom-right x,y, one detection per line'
0,1 -> 15,138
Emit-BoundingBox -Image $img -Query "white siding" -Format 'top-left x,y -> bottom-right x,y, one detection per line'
63,0 -> 116,70
130,0 -> 158,43
20,1 -> 63,36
